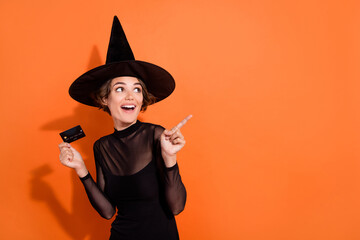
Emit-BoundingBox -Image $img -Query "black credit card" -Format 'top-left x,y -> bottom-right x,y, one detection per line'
60,125 -> 86,143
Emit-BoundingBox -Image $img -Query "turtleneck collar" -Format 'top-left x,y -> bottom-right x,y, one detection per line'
113,120 -> 142,138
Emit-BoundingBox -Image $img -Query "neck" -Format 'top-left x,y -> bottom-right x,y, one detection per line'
113,119 -> 137,131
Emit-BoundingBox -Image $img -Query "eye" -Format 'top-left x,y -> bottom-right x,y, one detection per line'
134,87 -> 142,93
115,87 -> 123,92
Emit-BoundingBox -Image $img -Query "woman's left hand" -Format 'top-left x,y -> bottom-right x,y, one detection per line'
161,115 -> 192,167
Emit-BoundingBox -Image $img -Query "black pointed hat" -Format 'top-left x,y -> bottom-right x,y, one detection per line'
69,16 -> 175,107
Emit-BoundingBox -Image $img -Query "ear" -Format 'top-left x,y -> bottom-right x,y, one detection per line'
101,97 -> 108,106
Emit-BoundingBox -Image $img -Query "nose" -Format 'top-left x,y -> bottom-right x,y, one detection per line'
125,91 -> 134,100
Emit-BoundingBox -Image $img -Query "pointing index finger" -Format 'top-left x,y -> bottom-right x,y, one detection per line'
173,115 -> 193,131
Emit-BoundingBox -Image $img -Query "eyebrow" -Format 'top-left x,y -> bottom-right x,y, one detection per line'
112,82 -> 141,87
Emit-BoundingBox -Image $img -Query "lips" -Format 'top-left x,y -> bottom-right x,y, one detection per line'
121,104 -> 136,111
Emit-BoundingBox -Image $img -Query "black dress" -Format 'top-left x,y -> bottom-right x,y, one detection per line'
80,121 -> 186,239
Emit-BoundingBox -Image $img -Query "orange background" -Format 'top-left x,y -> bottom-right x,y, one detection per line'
1,0 -> 360,239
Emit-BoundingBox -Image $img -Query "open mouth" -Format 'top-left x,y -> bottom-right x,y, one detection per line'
121,105 -> 136,111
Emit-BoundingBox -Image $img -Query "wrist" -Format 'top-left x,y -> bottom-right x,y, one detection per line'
75,164 -> 88,178
163,154 -> 177,168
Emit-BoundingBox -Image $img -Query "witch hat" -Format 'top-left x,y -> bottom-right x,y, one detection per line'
69,16 -> 175,107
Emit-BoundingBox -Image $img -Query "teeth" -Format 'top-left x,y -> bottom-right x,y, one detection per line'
122,105 -> 135,109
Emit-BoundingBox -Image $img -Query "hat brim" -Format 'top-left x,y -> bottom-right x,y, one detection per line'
69,60 -> 175,107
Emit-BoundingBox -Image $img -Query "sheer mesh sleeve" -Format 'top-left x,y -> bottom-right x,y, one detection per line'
154,126 -> 187,215
164,163 -> 187,215
79,142 -> 116,220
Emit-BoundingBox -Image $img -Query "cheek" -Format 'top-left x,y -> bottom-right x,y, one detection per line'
137,94 -> 144,105
106,95 -> 120,108
106,96 -> 114,106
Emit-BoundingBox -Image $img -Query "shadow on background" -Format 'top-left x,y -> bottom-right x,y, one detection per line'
30,164 -> 109,239
30,46 -> 121,239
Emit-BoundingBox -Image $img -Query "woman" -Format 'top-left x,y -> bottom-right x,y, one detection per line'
58,16 -> 190,240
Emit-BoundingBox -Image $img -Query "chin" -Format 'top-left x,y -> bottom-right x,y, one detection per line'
112,112 -> 139,125
123,118 -> 137,124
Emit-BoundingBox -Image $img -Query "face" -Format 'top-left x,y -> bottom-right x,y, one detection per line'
103,76 -> 143,130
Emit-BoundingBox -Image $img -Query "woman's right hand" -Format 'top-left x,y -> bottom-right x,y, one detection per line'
58,142 -> 88,177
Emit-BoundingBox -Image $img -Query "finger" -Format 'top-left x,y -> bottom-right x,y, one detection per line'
58,142 -> 71,150
172,114 -> 192,132
59,151 -> 70,160
60,146 -> 72,153
171,138 -> 185,145
163,129 -> 176,138
60,154 -> 73,162
66,152 -> 74,162
161,130 -> 170,140
58,142 -> 67,149
170,130 -> 184,142
164,128 -> 183,137
170,115 -> 192,134
60,148 -> 73,158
